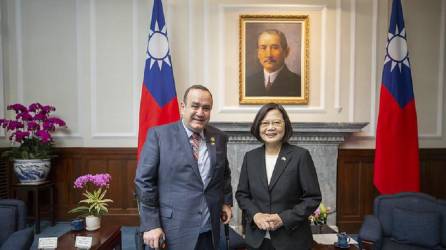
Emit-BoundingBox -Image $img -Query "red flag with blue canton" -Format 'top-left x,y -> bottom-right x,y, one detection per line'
374,0 -> 420,194
138,0 -> 180,158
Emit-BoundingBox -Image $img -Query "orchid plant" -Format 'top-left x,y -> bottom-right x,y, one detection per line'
69,173 -> 113,217
0,103 -> 66,159
309,203 -> 331,225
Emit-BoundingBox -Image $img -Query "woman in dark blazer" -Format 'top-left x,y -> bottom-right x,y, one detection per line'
236,103 -> 322,250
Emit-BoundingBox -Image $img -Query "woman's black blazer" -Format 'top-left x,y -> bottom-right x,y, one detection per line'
236,143 -> 322,250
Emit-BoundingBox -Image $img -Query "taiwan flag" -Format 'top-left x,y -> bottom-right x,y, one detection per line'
374,0 -> 420,194
138,0 -> 180,158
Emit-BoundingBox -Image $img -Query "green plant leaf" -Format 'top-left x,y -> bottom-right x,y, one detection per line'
2,137 -> 55,160
71,188 -> 113,217
68,206 -> 90,214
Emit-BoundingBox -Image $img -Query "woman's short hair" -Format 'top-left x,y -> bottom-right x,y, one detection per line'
250,103 -> 293,143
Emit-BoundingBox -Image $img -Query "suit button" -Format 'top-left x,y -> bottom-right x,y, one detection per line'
198,211 -> 202,215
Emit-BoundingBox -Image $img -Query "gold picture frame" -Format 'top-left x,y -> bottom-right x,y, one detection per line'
239,15 -> 309,105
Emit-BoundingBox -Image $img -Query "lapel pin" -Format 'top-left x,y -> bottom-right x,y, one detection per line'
210,137 -> 216,145
281,156 -> 286,161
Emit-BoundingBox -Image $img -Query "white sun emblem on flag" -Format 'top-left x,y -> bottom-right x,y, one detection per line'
147,20 -> 171,70
384,24 -> 410,72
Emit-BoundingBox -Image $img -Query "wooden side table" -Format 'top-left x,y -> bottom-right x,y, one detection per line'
311,225 -> 359,249
311,224 -> 337,234
13,181 -> 55,234
56,224 -> 122,250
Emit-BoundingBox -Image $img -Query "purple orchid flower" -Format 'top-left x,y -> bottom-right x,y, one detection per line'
27,121 -> 40,131
41,105 -> 56,114
7,104 -> 28,113
0,119 -> 7,127
33,112 -> 48,121
13,130 -> 30,143
315,207 -> 321,216
16,112 -> 33,121
91,174 -> 112,187
74,173 -> 112,189
28,103 -> 43,112
47,117 -> 66,127
7,121 -> 24,131
2,103 -> 67,148
36,130 -> 52,143
43,120 -> 56,131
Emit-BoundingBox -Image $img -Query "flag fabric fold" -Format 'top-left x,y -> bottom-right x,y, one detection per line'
374,0 -> 420,194
138,0 -> 180,158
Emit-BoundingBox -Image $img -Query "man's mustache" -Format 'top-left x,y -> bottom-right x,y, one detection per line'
263,57 -> 277,63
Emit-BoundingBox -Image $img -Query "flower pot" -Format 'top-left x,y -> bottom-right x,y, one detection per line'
85,215 -> 101,231
13,159 -> 51,185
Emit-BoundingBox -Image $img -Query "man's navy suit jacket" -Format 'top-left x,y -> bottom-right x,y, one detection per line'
135,121 -> 233,250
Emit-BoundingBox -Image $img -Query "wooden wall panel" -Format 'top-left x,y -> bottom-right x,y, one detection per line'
337,150 -> 378,233
420,149 -> 446,198
50,148 -> 139,225
0,157 -> 9,199
337,148 -> 446,233
4,147 -> 445,229
0,148 -> 10,198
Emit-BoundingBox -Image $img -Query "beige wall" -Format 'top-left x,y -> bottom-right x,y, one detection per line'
1,0 -> 445,148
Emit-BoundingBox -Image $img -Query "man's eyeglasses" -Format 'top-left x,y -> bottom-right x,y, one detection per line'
260,120 -> 284,128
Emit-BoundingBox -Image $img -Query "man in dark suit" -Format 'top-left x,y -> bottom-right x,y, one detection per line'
135,85 -> 233,250
246,29 -> 301,97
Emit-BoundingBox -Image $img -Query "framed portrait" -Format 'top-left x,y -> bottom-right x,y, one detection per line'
239,15 -> 309,105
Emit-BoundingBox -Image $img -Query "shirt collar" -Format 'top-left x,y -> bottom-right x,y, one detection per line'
263,65 -> 284,87
181,119 -> 205,139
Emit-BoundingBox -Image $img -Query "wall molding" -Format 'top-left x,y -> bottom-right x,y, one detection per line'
15,0 -> 23,103
433,0 -> 446,138
334,0 -> 342,113
203,0 -> 210,85
132,0 -> 139,137
12,0 -> 81,138
368,0 -> 378,136
319,4 -> 327,112
71,0 -> 82,138
0,2 -> 5,137
405,0 -> 444,139
90,0 -> 136,138
4,0 -> 444,142
216,4 -> 327,114
188,0 -> 193,85
368,0 -> 444,139
215,122 -> 367,144
90,0 -> 98,138
408,0 -> 445,139
348,0 -> 356,122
